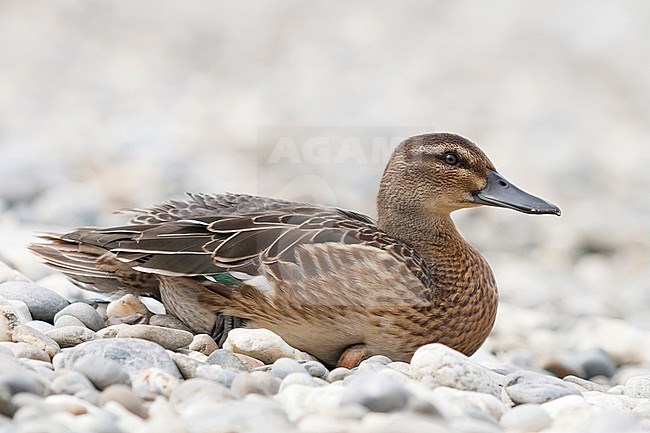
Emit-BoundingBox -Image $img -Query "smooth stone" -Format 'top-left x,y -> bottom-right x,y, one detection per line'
54,315 -> 86,328
11,325 -> 60,358
0,281 -> 69,322
358,359 -> 388,373
328,367 -> 353,383
51,370 -> 96,395
54,303 -> 105,332
45,326 -> 96,348
99,384 -> 148,418
365,355 -> 393,365
223,328 -> 315,364
96,323 -> 130,339
6,300 -> 32,325
168,351 -> 204,379
271,358 -> 308,379
505,371 -> 583,404
387,361 -> 411,375
44,394 -> 95,415
230,371 -> 281,397
500,403 -> 552,431
169,379 -> 234,412
580,348 -> 616,379
430,386 -> 507,422
132,368 -> 180,398
195,365 -> 237,387
301,360 -> 329,379
106,312 -> 148,326
106,294 -> 149,318
0,261 -> 30,284
0,305 -> 21,334
206,348 -> 248,372
624,375 -> 650,398
583,391 -> 637,411
189,334 -> 218,356
279,372 -> 319,393
0,371 -> 50,398
75,388 -> 102,406
0,342 -> 50,362
149,314 -> 192,332
411,343 -> 501,396
54,338 -> 182,380
235,353 -> 264,371
0,314 -> 10,342
341,373 -> 411,413
357,412 -> 448,433
116,324 -> 193,351
563,375 -> 605,392
23,320 -> 55,333
73,355 -> 131,390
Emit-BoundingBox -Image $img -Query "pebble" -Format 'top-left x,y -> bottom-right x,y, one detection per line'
51,370 -> 96,395
73,355 -> 132,390
95,323 -> 130,339
149,314 -> 193,332
624,375 -> 650,399
99,384 -> 148,418
168,379 -> 234,413
411,343 -> 501,396
235,353 -> 265,370
54,338 -> 182,379
0,305 -> 21,335
328,367 -> 353,383
223,328 -> 315,364
23,320 -> 55,333
431,386 -> 507,422
206,348 -> 248,372
0,281 -> 69,322
5,300 -> 32,325
0,341 -> 50,362
189,333 -> 218,356
45,326 -> 96,348
563,375 -> 605,392
505,371 -> 583,404
0,261 -> 30,284
168,351 -> 204,379
302,360 -> 329,379
53,314 -> 86,328
499,403 -> 552,431
132,368 -> 180,397
11,324 -> 60,358
116,324 -> 193,350
341,373 -> 411,412
230,371 -> 281,397
53,303 -> 105,332
106,294 -> 150,318
279,372 -> 319,393
195,364 -> 237,387
271,358 -> 309,379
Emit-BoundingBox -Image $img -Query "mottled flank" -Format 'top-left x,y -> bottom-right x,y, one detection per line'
30,133 -> 558,367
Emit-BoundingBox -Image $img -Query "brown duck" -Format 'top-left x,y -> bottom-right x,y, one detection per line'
31,133 -> 560,367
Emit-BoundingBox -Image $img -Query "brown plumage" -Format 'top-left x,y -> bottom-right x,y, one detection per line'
30,133 -> 560,367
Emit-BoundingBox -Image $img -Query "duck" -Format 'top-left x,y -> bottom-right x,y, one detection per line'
30,133 -> 560,367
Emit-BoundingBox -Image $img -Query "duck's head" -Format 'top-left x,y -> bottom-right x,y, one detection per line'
377,133 -> 561,218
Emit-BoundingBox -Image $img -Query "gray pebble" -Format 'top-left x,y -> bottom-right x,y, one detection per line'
196,365 -> 237,387
54,338 -> 182,380
95,323 -> 130,339
11,325 -> 60,358
279,372 -> 318,392
189,334 -> 218,356
580,348 -> 616,379
168,351 -> 204,379
206,348 -> 248,372
73,355 -> 132,390
365,355 -> 393,365
0,342 -> 50,362
54,314 -> 86,328
54,303 -> 105,332
99,384 -> 147,418
358,359 -> 388,373
328,367 -> 353,383
563,375 -> 605,392
301,360 -> 329,379
116,324 -> 193,351
505,371 -> 583,404
0,281 -> 69,322
169,378 -> 234,412
51,370 -> 96,394
6,300 -> 32,324
149,314 -> 192,332
23,320 -> 55,334
230,371 -> 281,397
341,372 -> 411,412
500,403 -> 552,431
271,358 -> 308,379
45,326 -> 96,348
0,370 -> 50,402
0,304 -> 21,334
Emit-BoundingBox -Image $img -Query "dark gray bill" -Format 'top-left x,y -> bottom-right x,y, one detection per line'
473,169 -> 561,216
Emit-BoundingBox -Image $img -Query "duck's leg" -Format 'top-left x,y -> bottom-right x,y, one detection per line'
210,313 -> 246,347
337,344 -> 372,369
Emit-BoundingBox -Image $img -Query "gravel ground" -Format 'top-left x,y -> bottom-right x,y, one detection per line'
1,1 -> 649,432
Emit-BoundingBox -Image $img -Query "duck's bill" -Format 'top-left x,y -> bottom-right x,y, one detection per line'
472,170 -> 561,216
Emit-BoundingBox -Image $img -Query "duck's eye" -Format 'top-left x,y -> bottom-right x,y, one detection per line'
442,152 -> 460,166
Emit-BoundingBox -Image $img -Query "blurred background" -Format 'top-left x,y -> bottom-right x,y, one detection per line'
0,1 -> 648,360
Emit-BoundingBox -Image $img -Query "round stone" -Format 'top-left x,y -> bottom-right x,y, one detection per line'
230,371 -> 281,397
189,334 -> 218,356
505,371 -> 583,404
195,365 -> 237,387
279,372 -> 319,393
106,294 -> 150,318
149,314 -> 192,332
116,324 -> 193,351
99,384 -> 147,418
23,320 -> 56,334
206,348 -> 248,372
624,375 -> 650,399
0,281 -> 69,323
73,355 -> 132,390
168,351 -> 203,379
45,326 -> 96,348
342,373 -> 411,413
51,370 -> 96,395
54,303 -> 105,332
54,315 -> 86,328
328,367 -> 353,383
302,361 -> 329,379
271,358 -> 308,379
223,328 -> 314,364
11,325 -> 60,358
